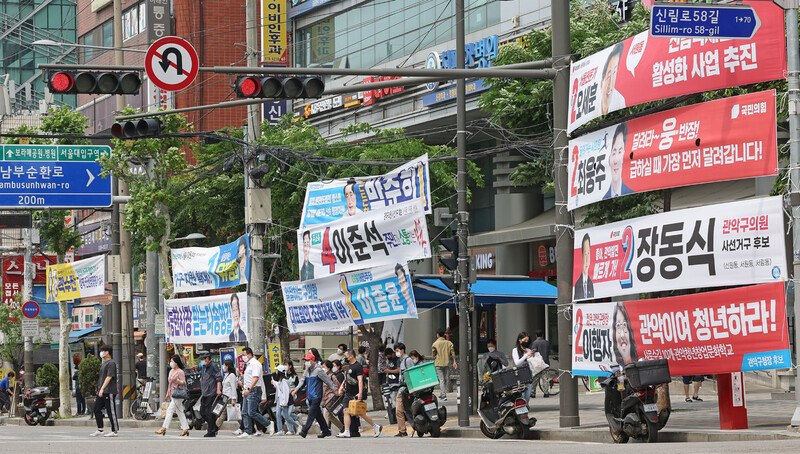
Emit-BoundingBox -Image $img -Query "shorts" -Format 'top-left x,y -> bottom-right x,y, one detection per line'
682,375 -> 704,385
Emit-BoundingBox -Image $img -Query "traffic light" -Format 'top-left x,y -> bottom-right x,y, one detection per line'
111,118 -> 163,139
48,71 -> 141,95
439,236 -> 459,272
234,75 -> 325,99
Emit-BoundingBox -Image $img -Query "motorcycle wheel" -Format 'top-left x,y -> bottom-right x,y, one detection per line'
519,424 -> 531,440
429,424 -> 441,438
609,426 -> 629,444
645,418 -> 658,443
24,412 -> 37,426
129,399 -> 139,418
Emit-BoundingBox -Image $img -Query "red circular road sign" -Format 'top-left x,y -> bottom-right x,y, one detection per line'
22,301 -> 39,319
145,36 -> 199,92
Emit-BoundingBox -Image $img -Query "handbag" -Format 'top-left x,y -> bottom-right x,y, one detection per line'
226,403 -> 242,421
212,395 -> 226,417
528,352 -> 548,376
171,386 -> 188,400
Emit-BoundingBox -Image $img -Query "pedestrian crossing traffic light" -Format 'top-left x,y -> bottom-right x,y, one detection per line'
234,76 -> 325,99
111,118 -> 164,139
439,236 -> 459,272
48,71 -> 141,95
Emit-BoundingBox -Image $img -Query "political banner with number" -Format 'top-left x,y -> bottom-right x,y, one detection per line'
281,262 -> 417,333
299,154 -> 431,228
568,90 -> 777,210
171,234 -> 249,294
567,0 -> 785,133
298,199 -> 431,279
571,282 -> 790,376
46,256 -> 105,303
165,291 -> 248,344
572,196 -> 786,302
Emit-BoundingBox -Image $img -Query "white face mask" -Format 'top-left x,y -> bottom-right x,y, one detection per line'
488,347 -> 496,353
395,351 -> 402,357
100,351 -> 107,359
337,348 -> 343,355
170,361 -> 176,369
332,367 -> 339,373
305,361 -> 312,368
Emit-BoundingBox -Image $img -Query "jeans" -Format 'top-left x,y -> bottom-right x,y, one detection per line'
242,388 -> 270,435
302,397 -> 329,435
523,383 -> 532,403
162,397 -> 189,430
435,366 -> 450,397
276,405 -> 298,432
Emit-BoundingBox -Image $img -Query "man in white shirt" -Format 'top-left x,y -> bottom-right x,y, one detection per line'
239,347 -> 272,438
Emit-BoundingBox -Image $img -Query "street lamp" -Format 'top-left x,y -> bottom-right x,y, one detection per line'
170,233 -> 207,244
32,39 -> 147,53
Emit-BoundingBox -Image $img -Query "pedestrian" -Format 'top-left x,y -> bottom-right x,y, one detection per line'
238,347 -> 272,438
512,331 -> 535,402
90,345 -> 119,437
285,360 -> 299,388
683,375 -> 704,402
328,343 -> 348,362
480,339 -> 509,374
308,347 -> 323,364
293,352 -> 336,438
197,351 -> 223,438
336,349 -> 383,438
408,350 -> 423,365
72,364 -> 86,416
0,371 -> 14,415
135,352 -> 148,387
217,359 -> 239,431
356,346 -> 368,366
531,329 -> 551,365
156,355 -> 190,436
270,364 -> 299,436
377,343 -> 388,385
391,343 -> 415,437
431,329 -> 457,401
321,360 -> 344,433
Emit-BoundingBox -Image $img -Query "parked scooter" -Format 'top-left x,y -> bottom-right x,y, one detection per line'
23,386 -> 51,426
477,357 -> 535,439
600,359 -> 672,443
183,372 -> 205,430
399,385 -> 446,437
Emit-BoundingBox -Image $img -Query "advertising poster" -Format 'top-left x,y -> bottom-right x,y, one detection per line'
567,1 -> 785,133
572,196 -> 786,302
299,154 -> 431,228
261,0 -> 288,64
568,90 -> 777,210
171,234 -> 249,294
219,347 -> 237,373
281,262 -> 418,333
46,256 -> 105,303
298,199 -> 431,279
165,291 -> 248,344
571,282 -> 790,376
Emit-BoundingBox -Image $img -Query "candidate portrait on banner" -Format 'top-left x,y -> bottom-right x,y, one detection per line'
228,293 -> 247,342
573,233 -> 594,300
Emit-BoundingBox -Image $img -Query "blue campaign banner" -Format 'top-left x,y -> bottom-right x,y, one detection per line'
171,234 -> 250,294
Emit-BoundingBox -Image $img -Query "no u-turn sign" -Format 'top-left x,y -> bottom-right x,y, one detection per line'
145,36 -> 199,92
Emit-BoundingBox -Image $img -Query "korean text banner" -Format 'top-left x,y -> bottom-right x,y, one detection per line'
567,1 -> 785,133
571,282 -> 790,376
572,196 -> 786,302
165,291 -> 248,344
281,262 -> 418,333
299,154 -> 431,227
568,90 -> 777,210
298,199 -> 431,279
46,256 -> 105,303
171,234 -> 249,294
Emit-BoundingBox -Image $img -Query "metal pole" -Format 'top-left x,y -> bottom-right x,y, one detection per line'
158,270 -> 166,408
22,228 -> 33,390
552,0 -> 579,427
111,0 -> 125,419
145,248 -> 158,396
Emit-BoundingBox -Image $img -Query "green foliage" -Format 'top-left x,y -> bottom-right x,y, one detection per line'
78,354 -> 101,396
40,105 -> 91,145
3,124 -> 49,145
35,363 -> 59,390
33,210 -> 83,258
0,304 -> 24,370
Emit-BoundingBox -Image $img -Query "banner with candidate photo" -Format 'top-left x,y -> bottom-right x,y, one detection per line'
572,196 -> 786,302
571,282 -> 790,377
298,198 -> 431,279
46,256 -> 105,303
567,1 -> 785,133
171,234 -> 249,294
568,90 -> 777,211
165,291 -> 248,344
281,262 -> 418,333
299,154 -> 431,228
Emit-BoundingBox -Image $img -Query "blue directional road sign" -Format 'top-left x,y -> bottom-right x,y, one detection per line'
650,3 -> 761,40
0,145 -> 112,208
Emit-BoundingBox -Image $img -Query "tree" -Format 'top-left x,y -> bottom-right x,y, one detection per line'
35,363 -> 59,391
0,304 -> 24,372
78,353 -> 101,396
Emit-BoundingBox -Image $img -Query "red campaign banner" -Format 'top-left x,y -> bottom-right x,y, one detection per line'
568,90 -> 777,210
572,282 -> 791,376
568,0 -> 786,133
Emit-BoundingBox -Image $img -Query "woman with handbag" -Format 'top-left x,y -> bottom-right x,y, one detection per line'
156,355 -> 190,436
217,359 -> 241,429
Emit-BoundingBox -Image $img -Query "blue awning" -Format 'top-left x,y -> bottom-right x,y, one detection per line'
413,275 -> 557,309
69,326 -> 102,339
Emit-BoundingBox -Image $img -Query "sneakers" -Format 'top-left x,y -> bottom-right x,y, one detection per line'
336,430 -> 351,438
253,431 -> 263,437
89,430 -> 104,437
272,430 -> 286,436
237,432 -> 253,439
265,424 -> 275,435
394,431 -> 408,437
103,432 -> 118,438
295,427 -> 303,435
233,428 -> 243,435
317,432 -> 331,438
373,425 -> 382,437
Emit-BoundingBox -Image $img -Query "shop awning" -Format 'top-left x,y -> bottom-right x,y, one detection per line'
69,326 -> 102,339
413,275 -> 557,309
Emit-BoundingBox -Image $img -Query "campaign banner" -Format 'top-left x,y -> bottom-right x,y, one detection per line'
299,154 -> 431,228
567,1 -> 785,133
571,282 -> 790,376
568,90 -> 777,210
165,291 -> 248,344
281,262 -> 418,333
298,198 -> 431,279
171,234 -> 249,294
572,196 -> 786,302
46,256 -> 105,303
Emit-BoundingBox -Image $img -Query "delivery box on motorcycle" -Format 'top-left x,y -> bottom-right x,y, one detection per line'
404,362 -> 439,393
28,387 -> 49,399
491,364 -> 533,392
623,359 -> 671,388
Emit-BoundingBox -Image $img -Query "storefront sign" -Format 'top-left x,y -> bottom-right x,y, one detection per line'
423,79 -> 489,107
530,239 -> 557,278
262,0 -> 288,64
147,0 -> 172,43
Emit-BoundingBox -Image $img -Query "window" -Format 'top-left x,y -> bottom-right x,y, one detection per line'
103,21 -> 113,48
122,1 -> 146,41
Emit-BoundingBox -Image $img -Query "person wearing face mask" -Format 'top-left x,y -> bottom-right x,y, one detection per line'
239,347 -> 272,438
271,365 -> 299,435
90,345 -> 119,437
320,360 -> 344,433
480,339 -> 509,374
512,332 -> 535,402
197,351 -> 223,438
336,350 -> 382,438
431,329 -> 457,401
328,343 -> 348,362
390,343 -> 415,437
292,353 -> 336,438
156,355 -> 190,436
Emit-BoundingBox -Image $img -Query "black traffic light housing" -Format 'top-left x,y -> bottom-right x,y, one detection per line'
48,71 -> 141,95
235,75 -> 325,99
111,118 -> 164,139
439,236 -> 459,272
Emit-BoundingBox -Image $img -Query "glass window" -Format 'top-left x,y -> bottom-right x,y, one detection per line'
103,20 -> 113,49
139,3 -> 147,32
467,4 -> 486,34
81,31 -> 95,63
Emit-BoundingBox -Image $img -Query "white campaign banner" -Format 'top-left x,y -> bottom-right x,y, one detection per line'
572,196 -> 787,301
297,199 -> 431,280
165,291 -> 248,343
281,263 -> 418,334
171,234 -> 249,293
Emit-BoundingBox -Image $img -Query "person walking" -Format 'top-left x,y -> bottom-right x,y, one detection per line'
156,355 -> 190,436
135,352 -> 148,387
512,332 -> 535,402
217,359 -> 240,430
272,364 -> 299,436
0,371 -> 14,415
531,330 -> 551,366
90,345 -> 119,437
72,365 -> 86,416
431,329 -> 457,401
328,344 -> 348,362
239,347 -> 272,438
321,360 -> 345,433
391,343 -> 415,437
683,375 -> 704,403
337,350 -> 383,438
197,351 -> 223,438
293,353 -> 336,438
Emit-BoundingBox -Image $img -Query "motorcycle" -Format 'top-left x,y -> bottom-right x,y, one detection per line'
23,386 -> 51,426
183,372 -> 205,430
600,359 -> 672,443
478,358 -> 535,439
400,385 -> 446,437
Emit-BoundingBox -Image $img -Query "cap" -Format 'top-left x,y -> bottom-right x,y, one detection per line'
197,351 -> 212,360
275,364 -> 287,373
136,353 -> 144,358
303,353 -> 316,361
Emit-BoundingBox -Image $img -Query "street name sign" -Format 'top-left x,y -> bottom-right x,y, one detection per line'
650,3 -> 760,40
0,144 -> 112,208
